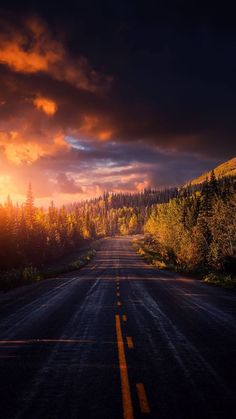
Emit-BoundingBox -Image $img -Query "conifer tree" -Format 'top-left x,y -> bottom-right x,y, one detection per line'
25,183 -> 35,227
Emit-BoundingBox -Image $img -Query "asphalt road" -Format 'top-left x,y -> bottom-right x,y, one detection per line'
0,237 -> 236,419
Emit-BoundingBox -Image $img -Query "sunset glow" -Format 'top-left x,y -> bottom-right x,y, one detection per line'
0,8 -> 234,205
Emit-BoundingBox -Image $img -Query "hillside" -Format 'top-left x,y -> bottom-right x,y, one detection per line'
187,157 -> 236,185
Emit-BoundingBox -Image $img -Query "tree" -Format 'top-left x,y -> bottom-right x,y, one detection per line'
25,183 -> 35,227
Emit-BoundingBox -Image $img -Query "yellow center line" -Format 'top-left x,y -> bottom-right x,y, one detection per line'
115,315 -> 134,419
126,337 -> 134,349
122,315 -> 127,322
136,383 -> 151,414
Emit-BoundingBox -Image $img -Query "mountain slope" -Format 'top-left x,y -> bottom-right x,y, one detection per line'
188,157 -> 236,185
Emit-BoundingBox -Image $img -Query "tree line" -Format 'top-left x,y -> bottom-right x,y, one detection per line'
0,186 -> 176,272
0,174 -> 235,282
145,173 -> 236,279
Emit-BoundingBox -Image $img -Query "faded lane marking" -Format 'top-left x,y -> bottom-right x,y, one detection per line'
115,315 -> 134,419
136,383 -> 151,414
126,337 -> 134,349
122,315 -> 127,322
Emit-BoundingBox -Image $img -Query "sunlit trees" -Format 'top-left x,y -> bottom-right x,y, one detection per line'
0,178 -> 235,281
208,195 -> 236,274
145,175 -> 236,276
25,183 -> 35,228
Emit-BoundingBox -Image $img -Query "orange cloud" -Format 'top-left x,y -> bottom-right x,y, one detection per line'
0,18 -> 62,74
0,18 -> 112,94
135,180 -> 150,192
33,96 -> 57,116
79,115 -> 113,141
0,130 -> 69,165
81,115 -> 99,132
0,40 -> 60,73
98,130 -> 112,141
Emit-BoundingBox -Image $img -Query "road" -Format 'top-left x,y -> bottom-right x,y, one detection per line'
0,237 -> 236,419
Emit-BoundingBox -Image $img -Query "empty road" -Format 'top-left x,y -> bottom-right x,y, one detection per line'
0,237 -> 235,419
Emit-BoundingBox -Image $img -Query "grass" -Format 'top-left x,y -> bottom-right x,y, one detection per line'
203,273 -> 236,288
132,237 -> 168,269
0,238 -> 103,291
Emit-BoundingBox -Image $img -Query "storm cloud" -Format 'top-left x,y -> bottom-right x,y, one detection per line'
0,2 -> 235,203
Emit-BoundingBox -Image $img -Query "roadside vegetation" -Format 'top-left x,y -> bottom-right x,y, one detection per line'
0,240 -> 102,291
0,186 -> 176,290
0,171 -> 235,289
137,173 -> 236,287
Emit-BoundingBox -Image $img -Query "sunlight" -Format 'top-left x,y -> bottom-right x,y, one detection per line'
4,142 -> 44,165
0,175 -> 11,197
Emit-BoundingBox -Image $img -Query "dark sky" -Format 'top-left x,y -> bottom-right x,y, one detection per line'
0,1 -> 235,202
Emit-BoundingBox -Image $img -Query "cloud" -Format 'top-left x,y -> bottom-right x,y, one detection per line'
0,18 -> 62,73
0,15 -> 235,161
77,115 -> 113,141
0,130 -> 69,165
0,9 -> 235,205
0,17 -> 112,94
56,172 -> 83,194
33,96 -> 57,116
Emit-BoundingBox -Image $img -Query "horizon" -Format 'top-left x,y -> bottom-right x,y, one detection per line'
0,157 -> 233,208
0,182 -> 178,207
0,154 -> 234,206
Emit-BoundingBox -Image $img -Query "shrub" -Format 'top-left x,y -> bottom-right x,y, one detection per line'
22,266 -> 41,281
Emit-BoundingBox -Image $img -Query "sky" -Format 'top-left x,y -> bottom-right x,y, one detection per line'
0,0 -> 236,205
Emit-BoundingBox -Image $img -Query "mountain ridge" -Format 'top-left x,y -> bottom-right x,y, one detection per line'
186,157 -> 236,186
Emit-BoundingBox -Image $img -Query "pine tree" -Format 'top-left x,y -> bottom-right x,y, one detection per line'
208,170 -> 218,201
25,183 -> 35,227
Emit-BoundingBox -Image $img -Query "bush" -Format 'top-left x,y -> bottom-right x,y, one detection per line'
152,260 -> 167,269
22,266 -> 41,281
203,272 -> 236,287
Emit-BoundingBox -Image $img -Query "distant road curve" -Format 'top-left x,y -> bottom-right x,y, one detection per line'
0,236 -> 235,419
